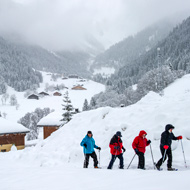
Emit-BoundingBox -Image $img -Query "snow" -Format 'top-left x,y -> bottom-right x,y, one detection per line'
1,74 -> 190,189
0,117 -> 29,134
37,111 -> 63,126
93,67 -> 115,77
0,71 -> 105,123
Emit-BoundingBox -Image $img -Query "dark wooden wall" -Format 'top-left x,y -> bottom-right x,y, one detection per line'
44,126 -> 59,139
0,133 -> 26,146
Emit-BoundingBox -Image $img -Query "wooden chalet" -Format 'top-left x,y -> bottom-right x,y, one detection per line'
0,117 -> 29,152
72,85 -> 87,90
68,75 -> 79,79
37,112 -> 65,139
27,94 -> 39,100
39,91 -> 50,96
53,92 -> 62,96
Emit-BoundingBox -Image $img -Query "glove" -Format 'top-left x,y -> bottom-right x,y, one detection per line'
114,146 -> 120,150
177,136 -> 182,140
147,140 -> 151,144
134,148 -> 139,154
122,147 -> 126,152
163,145 -> 169,150
83,144 -> 87,148
97,147 -> 101,150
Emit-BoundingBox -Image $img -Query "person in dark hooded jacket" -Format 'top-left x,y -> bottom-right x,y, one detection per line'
155,124 -> 182,171
107,131 -> 126,169
132,130 -> 151,169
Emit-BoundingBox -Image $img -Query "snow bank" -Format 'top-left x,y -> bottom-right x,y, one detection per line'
13,75 -> 190,170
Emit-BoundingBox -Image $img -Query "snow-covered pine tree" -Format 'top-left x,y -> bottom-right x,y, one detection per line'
61,91 -> 74,123
83,99 -> 90,111
90,97 -> 96,108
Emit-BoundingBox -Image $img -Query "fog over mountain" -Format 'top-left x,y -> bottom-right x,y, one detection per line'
0,0 -> 190,51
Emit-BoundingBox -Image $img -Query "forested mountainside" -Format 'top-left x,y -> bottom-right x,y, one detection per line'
111,16 -> 190,91
0,37 -> 93,93
91,19 -> 176,72
0,37 -> 42,93
88,16 -> 190,109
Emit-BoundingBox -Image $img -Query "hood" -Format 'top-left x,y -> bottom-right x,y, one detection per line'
139,130 -> 147,137
165,124 -> 175,131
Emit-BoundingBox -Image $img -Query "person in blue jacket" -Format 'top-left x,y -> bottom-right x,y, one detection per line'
80,131 -> 101,168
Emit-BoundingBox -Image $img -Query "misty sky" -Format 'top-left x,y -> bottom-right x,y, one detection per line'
0,0 -> 190,51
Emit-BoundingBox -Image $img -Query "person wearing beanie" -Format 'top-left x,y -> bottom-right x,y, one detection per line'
80,131 -> 101,168
155,124 -> 182,171
107,131 -> 126,169
132,130 -> 151,170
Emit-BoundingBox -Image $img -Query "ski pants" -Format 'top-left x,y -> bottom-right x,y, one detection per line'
107,153 -> 124,169
156,147 -> 172,168
137,152 -> 145,169
84,151 -> 98,168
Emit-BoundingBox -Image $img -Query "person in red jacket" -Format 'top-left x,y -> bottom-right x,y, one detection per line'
107,131 -> 126,169
132,130 -> 151,169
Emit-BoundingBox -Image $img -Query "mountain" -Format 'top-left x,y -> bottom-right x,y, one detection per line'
113,15 -> 190,88
0,37 -> 42,93
0,36 -> 96,93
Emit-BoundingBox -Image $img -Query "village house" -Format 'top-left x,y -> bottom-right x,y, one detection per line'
53,92 -> 62,96
37,112 -> 65,139
0,117 -> 29,152
39,91 -> 50,96
68,74 -> 79,79
27,94 -> 39,100
72,85 -> 87,90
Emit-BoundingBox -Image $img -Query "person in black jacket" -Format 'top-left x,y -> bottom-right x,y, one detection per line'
107,131 -> 126,169
155,124 -> 182,171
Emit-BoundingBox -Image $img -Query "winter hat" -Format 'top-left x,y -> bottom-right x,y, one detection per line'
87,131 -> 92,135
116,131 -> 122,137
165,124 -> 175,131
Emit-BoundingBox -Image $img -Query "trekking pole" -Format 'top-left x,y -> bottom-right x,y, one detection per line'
150,144 -> 155,169
162,149 -> 167,166
98,150 -> 101,167
127,154 -> 136,169
180,140 -> 187,168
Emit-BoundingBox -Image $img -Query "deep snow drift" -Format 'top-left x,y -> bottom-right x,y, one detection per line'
1,74 -> 190,190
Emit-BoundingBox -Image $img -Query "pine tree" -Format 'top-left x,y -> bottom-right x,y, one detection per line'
61,91 -> 74,123
90,97 -> 96,108
83,99 -> 89,111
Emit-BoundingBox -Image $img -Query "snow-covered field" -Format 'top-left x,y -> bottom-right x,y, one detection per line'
1,74 -> 190,190
0,71 -> 105,123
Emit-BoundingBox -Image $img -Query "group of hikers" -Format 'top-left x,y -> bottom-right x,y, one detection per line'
80,124 -> 183,170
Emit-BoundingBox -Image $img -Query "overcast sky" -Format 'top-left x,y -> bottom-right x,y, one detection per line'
0,0 -> 190,51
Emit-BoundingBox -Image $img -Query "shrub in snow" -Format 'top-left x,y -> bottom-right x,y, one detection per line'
9,94 -> 18,106
1,93 -> 9,105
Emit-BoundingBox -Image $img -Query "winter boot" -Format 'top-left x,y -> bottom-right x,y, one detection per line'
167,168 -> 176,171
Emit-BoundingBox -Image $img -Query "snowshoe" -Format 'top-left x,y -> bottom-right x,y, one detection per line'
167,168 -> 178,171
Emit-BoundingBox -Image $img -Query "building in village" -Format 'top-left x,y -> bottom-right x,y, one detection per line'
37,112 -> 65,139
72,85 -> 87,90
0,117 -> 29,152
53,92 -> 62,96
68,74 -> 79,79
39,92 -> 50,96
27,94 -> 39,100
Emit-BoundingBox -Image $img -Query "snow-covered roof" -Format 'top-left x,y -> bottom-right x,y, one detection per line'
0,117 -> 30,135
37,112 -> 65,127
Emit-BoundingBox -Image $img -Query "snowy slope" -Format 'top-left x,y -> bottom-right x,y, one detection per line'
0,74 -> 190,190
0,71 -> 105,123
